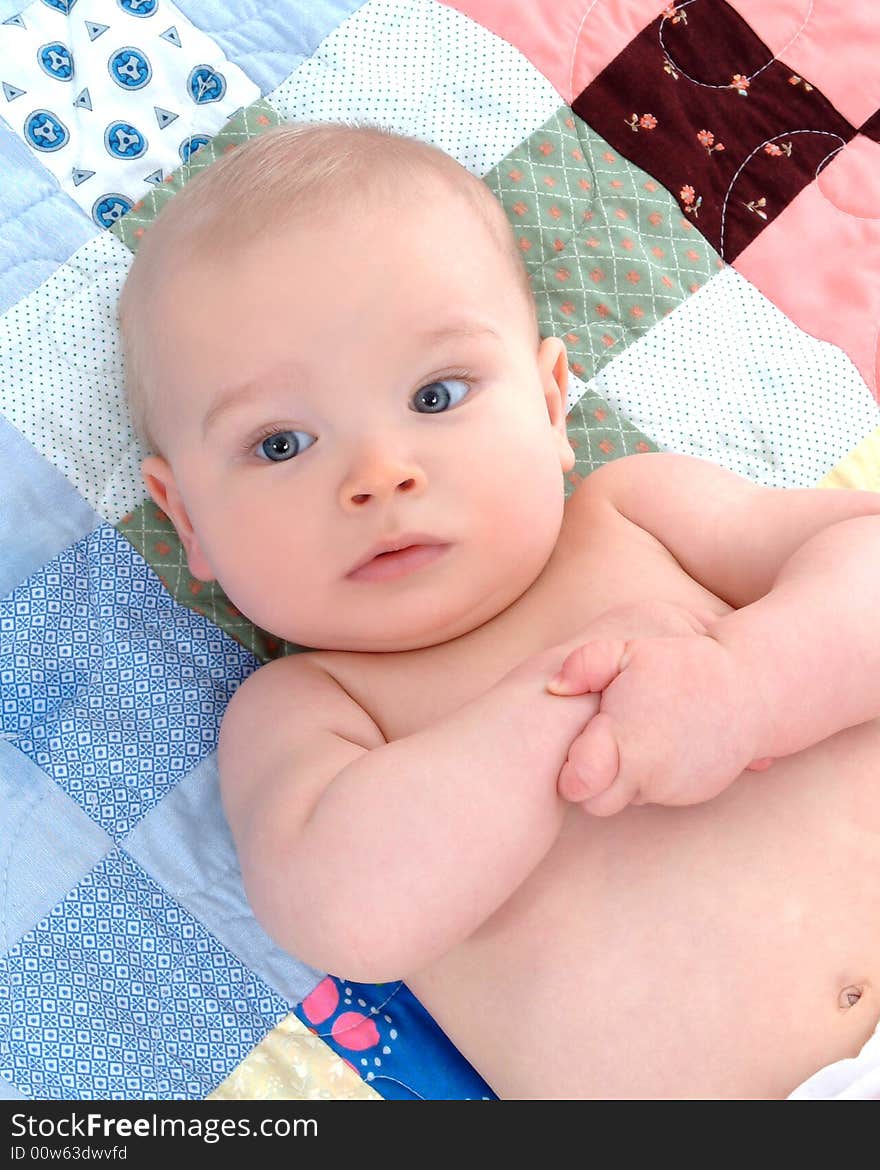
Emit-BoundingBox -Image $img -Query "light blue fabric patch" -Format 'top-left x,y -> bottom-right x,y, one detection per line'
0,739 -> 111,955
125,751 -> 322,1007
0,1073 -> 23,1099
0,524 -> 255,839
0,848 -> 289,1100
0,414 -> 101,599
172,0 -> 367,94
0,121 -> 96,315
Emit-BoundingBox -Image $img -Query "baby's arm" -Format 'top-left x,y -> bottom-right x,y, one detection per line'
219,650 -> 598,983
708,512 -> 880,758
597,453 -> 880,757
554,455 -> 880,811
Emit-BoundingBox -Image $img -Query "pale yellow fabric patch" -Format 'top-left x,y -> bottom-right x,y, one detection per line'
818,427 -> 880,492
208,1013 -> 381,1101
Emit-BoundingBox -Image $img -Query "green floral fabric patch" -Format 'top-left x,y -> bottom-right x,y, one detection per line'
483,108 -> 723,384
564,390 -> 656,501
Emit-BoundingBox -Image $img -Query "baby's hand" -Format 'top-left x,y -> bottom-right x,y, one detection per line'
547,632 -> 772,816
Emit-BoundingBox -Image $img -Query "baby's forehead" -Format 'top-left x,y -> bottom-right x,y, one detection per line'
124,142 -> 525,360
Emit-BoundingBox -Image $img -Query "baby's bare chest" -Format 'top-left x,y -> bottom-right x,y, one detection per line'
314,496 -> 731,742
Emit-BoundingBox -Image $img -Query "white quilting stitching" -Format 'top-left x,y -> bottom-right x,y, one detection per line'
567,0 -> 605,102
659,0 -> 815,89
719,129 -> 845,258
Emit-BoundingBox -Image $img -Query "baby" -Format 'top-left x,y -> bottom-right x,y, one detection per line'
118,121 -> 880,1099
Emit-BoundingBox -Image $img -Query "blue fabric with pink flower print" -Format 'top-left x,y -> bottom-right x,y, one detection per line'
295,976 -> 496,1100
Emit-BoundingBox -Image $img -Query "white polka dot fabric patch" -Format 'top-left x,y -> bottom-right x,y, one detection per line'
0,0 -> 259,225
268,0 -> 562,177
0,231 -> 141,521
582,265 -> 880,488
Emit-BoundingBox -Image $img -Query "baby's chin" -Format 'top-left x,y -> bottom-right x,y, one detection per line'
283,622 -> 474,655
270,603 -> 501,654
236,562 -> 541,653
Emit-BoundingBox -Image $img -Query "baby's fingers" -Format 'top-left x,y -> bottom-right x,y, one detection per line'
558,712 -> 620,802
579,772 -> 642,817
547,639 -> 631,696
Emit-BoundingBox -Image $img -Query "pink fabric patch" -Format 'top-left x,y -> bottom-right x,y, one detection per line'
730,0 -> 880,128
735,134 -> 880,398
816,133 -> 880,220
442,0 -> 667,103
301,976 -> 339,1025
330,1012 -> 381,1051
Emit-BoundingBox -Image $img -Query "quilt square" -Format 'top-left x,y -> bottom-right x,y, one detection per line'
0,119 -> 95,314
0,414 -> 100,599
0,0 -> 259,224
0,523 -> 255,840
297,976 -> 495,1100
0,739 -> 111,954
124,752 -> 322,1006
731,0 -> 880,129
268,0 -> 562,177
209,1012 -> 380,1101
171,0 -> 366,95
0,230 -> 139,523
861,109 -> 880,143
0,1073 -> 23,1099
735,133 -> 880,400
0,848 -> 288,1099
584,266 -> 879,486
484,108 -> 722,385
572,0 -> 855,261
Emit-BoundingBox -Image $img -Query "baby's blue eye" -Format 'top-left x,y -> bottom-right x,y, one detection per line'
411,378 -> 472,414
254,430 -> 316,462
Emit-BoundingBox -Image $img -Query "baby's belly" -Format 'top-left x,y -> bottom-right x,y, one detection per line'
407,717 -> 880,1099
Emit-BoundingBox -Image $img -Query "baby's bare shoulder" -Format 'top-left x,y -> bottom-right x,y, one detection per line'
221,652 -> 384,750
218,653 -> 386,827
573,452 -> 703,506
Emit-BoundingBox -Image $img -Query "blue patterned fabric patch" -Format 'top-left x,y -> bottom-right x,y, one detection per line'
296,975 -> 496,1101
0,848 -> 289,1099
0,523 -> 256,839
124,752 -> 323,1007
0,0 -> 260,221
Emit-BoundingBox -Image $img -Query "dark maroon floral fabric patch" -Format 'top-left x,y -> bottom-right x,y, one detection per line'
572,0 -> 856,261
860,109 -> 880,143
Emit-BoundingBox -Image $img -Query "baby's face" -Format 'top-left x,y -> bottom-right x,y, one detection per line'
142,190 -> 574,651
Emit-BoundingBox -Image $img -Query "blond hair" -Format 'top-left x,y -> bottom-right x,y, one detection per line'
118,120 -> 538,455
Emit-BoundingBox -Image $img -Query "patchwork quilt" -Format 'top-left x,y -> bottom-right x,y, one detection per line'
1,0 -> 878,1101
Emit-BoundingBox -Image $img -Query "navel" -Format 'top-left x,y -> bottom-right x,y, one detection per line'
837,984 -> 865,1011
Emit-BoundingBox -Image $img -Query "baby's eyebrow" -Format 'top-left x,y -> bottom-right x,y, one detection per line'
201,322 -> 501,438
201,367 -> 308,439
415,322 -> 502,344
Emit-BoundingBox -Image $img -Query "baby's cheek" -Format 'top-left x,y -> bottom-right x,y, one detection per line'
211,540 -> 312,640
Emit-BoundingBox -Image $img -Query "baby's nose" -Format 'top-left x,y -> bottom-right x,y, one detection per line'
340,451 -> 427,509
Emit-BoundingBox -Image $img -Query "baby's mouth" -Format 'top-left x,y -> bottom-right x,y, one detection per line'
346,541 -> 450,583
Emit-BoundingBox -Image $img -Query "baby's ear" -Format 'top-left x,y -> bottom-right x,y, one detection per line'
538,336 -> 575,473
141,455 -> 216,582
